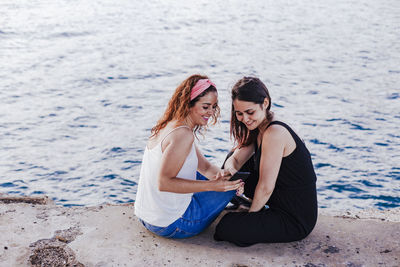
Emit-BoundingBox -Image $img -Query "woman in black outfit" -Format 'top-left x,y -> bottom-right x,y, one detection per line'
214,77 -> 318,247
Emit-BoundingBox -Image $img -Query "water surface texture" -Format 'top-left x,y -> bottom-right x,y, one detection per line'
1,0 -> 399,209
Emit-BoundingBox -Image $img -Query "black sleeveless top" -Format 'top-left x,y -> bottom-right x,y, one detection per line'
215,121 -> 318,245
244,121 -> 318,232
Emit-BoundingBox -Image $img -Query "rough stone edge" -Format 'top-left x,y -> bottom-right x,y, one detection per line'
0,194 -> 54,205
1,194 -> 398,222
319,207 -> 400,222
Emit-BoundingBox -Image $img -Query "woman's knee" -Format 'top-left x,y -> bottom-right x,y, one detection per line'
214,212 -> 245,240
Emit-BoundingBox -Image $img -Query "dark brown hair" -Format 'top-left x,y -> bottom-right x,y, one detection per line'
230,77 -> 273,147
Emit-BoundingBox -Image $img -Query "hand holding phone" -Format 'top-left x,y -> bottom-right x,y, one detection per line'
229,171 -> 250,182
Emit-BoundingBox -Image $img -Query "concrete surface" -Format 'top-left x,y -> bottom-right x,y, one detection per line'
0,195 -> 399,267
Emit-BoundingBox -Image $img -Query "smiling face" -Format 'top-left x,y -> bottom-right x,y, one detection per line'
233,99 -> 268,130
187,91 -> 218,127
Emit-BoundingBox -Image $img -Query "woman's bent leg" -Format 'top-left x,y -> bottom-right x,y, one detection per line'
167,172 -> 235,238
139,219 -> 179,238
140,172 -> 235,239
214,208 -> 307,246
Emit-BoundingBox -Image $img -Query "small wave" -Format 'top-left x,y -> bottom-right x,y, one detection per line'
73,116 -> 93,122
351,124 -> 373,130
387,169 -> 400,180
0,182 -> 15,188
123,160 -> 141,164
386,92 -> 399,100
107,72 -> 175,81
343,121 -> 373,131
120,179 -> 136,186
68,124 -> 98,128
82,183 -> 99,188
327,144 -> 344,152
326,118 -> 342,122
132,72 -> 174,80
359,56 -> 373,61
307,90 -> 318,95
388,70 -> 400,74
105,147 -> 127,159
318,80 -> 332,84
103,174 -> 119,180
66,177 -> 82,181
100,100 -> 112,107
325,183 -> 365,193
359,180 -> 383,188
303,122 -> 317,127
314,163 -> 332,169
110,147 -> 125,153
63,203 -> 84,207
273,103 -> 284,108
309,139 -> 327,145
118,104 -> 134,109
376,202 -> 399,208
49,31 -> 92,39
349,194 -> 400,209
374,142 -> 389,147
34,170 -> 67,178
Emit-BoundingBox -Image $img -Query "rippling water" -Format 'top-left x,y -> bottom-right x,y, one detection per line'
1,0 -> 399,209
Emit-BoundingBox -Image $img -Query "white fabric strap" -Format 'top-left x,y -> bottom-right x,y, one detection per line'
160,126 -> 191,146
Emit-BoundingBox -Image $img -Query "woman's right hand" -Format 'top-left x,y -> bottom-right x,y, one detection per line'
210,176 -> 244,192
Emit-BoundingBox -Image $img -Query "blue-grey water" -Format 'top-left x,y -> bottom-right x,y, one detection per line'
1,0 -> 399,209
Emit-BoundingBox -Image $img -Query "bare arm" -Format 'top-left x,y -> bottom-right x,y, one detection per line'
249,125 -> 285,212
195,145 -> 221,180
223,144 -> 255,175
158,128 -> 242,193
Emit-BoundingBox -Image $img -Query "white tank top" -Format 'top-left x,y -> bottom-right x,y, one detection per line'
134,126 -> 198,227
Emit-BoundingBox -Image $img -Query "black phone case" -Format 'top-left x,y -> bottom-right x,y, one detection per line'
229,171 -> 250,181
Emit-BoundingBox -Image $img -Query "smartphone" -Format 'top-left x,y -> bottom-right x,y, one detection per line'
229,171 -> 250,182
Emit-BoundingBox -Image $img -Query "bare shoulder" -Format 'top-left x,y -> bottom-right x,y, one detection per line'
262,123 -> 296,156
164,127 -> 194,147
263,123 -> 288,141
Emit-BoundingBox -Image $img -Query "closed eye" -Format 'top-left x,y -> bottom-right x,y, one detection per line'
235,110 -> 254,116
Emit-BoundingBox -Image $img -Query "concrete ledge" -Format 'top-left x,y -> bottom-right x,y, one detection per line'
0,196 -> 399,266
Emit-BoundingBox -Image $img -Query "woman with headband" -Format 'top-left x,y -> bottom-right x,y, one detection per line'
135,74 -> 244,238
214,77 -> 318,246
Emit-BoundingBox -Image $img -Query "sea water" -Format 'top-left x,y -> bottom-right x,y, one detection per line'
0,0 -> 399,209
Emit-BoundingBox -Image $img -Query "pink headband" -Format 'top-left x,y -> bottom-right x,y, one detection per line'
190,79 -> 216,101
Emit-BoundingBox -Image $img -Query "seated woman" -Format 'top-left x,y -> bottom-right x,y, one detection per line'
135,74 -> 244,239
214,77 -> 318,246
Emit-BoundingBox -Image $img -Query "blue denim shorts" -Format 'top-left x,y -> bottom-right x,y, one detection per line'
139,172 -> 235,239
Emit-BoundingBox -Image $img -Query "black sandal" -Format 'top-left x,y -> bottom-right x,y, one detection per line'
225,195 -> 252,210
